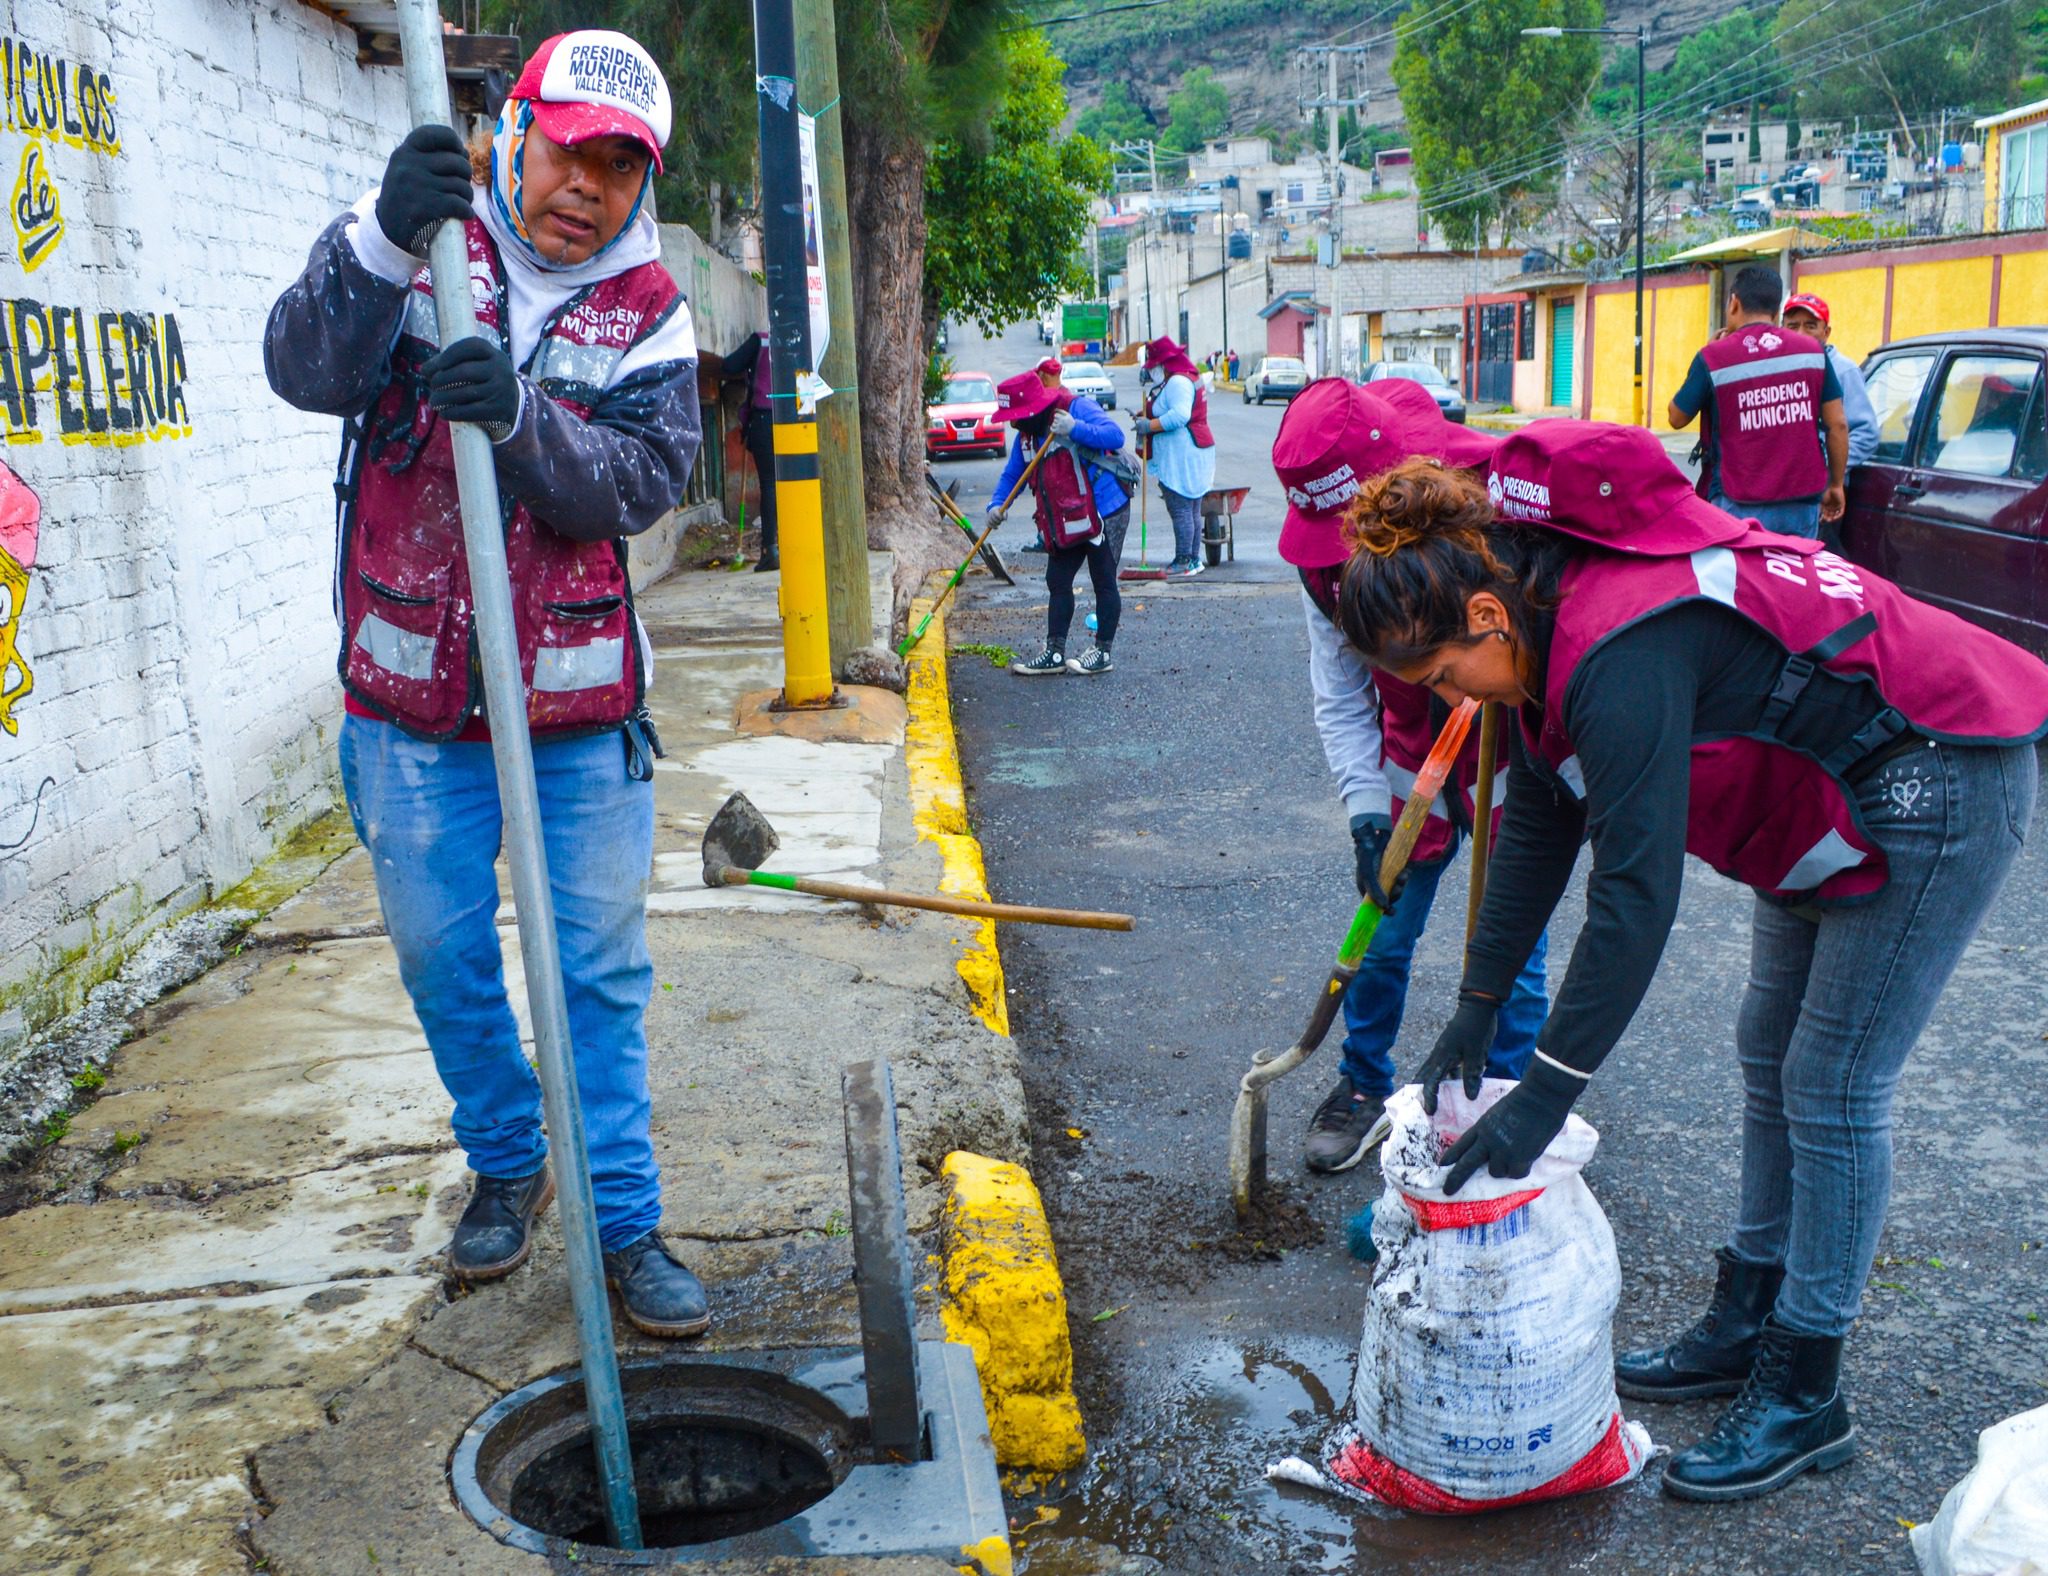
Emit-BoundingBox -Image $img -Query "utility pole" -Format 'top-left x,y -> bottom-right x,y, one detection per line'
793,0 -> 872,673
754,0 -> 835,707
1297,44 -> 1369,379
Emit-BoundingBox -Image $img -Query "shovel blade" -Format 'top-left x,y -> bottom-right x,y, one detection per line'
702,790 -> 779,887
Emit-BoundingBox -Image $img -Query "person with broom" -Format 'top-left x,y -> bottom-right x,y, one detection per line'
1134,335 -> 1216,577
1272,379 -> 1549,1174
264,30 -> 712,1337
985,367 -> 1132,676
1338,419 -> 2045,1501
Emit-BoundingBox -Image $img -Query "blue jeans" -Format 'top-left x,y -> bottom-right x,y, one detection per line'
1713,492 -> 1820,539
1732,742 -> 2035,1335
1161,485 -> 1201,563
1338,826 -> 1550,1099
340,714 -> 661,1249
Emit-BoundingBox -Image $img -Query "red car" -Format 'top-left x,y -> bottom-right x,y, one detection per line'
1844,328 -> 2048,658
926,371 -> 1006,459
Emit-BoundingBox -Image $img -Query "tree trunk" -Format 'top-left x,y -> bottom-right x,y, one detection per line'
843,108 -> 959,625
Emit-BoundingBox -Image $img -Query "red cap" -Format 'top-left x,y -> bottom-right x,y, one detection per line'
1783,292 -> 1830,325
993,370 -> 1061,423
1272,378 -> 1503,567
511,32 -> 671,174
1485,421 -> 1746,554
1035,357 -> 1063,378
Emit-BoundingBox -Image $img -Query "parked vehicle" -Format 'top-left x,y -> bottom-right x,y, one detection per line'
1361,358 -> 1469,423
1841,327 -> 2048,658
926,370 -> 1006,459
1059,360 -> 1117,410
1244,355 -> 1308,404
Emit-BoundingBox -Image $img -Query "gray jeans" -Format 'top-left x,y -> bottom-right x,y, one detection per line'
1731,740 -> 2037,1335
1161,485 -> 1202,563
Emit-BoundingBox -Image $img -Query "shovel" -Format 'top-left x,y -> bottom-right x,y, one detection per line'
926,471 -> 1014,585
702,790 -> 1134,931
896,443 -> 1050,658
1227,697 -> 1480,1219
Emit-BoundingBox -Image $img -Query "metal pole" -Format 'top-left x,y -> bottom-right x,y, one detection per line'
755,0 -> 836,708
389,0 -> 641,1549
1633,27 -> 1647,428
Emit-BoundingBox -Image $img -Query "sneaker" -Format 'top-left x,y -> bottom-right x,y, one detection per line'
1304,1078 -> 1391,1174
448,1166 -> 555,1281
1011,645 -> 1068,676
1180,555 -> 1205,578
1066,646 -> 1113,675
603,1230 -> 712,1338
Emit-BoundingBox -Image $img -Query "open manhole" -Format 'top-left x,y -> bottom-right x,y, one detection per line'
454,1357 -> 864,1560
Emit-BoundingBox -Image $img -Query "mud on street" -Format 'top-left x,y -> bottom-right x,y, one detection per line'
937,321 -> 2048,1576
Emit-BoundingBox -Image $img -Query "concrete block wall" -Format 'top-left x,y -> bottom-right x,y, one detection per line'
0,0 -> 411,1052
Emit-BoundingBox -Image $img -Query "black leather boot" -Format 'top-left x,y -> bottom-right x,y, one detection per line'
603,1230 -> 712,1338
448,1167 -> 554,1281
1616,1248 -> 1785,1400
1661,1317 -> 1857,1501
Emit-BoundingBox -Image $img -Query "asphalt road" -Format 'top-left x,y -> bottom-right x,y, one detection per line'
940,318 -> 2048,1575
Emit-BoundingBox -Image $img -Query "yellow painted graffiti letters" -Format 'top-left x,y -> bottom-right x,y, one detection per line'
9,143 -> 61,271
0,301 -> 190,446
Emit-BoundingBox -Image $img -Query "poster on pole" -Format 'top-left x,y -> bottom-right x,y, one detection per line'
796,112 -> 832,412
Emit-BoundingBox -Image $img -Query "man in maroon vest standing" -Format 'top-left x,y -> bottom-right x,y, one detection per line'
1668,264 -> 1848,543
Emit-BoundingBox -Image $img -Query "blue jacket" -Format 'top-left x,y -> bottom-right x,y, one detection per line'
991,393 -> 1130,519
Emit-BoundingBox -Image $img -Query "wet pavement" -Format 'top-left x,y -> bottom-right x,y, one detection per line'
941,319 -> 2048,1573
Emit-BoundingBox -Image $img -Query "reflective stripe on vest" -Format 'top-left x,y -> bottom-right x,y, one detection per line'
353,611 -> 436,683
534,638 -> 627,692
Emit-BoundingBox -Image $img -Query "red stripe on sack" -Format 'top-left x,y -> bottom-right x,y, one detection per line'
1402,1187 -> 1544,1231
1325,1413 -> 1639,1515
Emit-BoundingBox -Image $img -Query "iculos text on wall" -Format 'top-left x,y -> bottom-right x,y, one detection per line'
0,299 -> 190,445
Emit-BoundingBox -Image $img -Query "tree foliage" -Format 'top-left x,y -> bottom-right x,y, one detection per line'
1161,66 -> 1229,153
926,31 -> 1112,335
1775,0 -> 2023,154
1393,0 -> 1604,249
1588,7 -> 1788,125
1075,80 -> 1152,147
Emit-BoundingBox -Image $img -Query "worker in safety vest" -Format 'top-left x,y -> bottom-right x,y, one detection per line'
1335,419 -> 2046,1503
1669,264 -> 1849,543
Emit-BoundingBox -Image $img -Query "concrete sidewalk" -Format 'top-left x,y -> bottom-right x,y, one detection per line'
0,558 -> 1029,1575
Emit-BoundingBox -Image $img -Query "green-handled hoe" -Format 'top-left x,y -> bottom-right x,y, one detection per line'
1227,697 -> 1481,1219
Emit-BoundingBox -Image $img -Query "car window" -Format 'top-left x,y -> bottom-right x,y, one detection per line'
1063,363 -> 1105,379
1862,352 -> 1936,463
1922,353 -> 2043,477
1389,362 -> 1448,387
1265,358 -> 1304,372
943,377 -> 995,403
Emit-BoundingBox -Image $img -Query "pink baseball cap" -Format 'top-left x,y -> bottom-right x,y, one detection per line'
511,32 -> 671,174
1484,421 -> 1746,553
993,370 -> 1061,423
1035,357 -> 1063,378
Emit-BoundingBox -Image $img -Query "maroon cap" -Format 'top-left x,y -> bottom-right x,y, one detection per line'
1035,356 -> 1063,378
1485,421 -> 1746,554
1273,380 -> 1412,567
993,370 -> 1061,423
1373,378 -> 1502,470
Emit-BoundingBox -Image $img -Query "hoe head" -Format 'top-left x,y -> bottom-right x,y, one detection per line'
702,791 -> 779,886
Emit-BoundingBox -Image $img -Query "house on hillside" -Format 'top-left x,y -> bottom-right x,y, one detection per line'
1977,99 -> 2048,232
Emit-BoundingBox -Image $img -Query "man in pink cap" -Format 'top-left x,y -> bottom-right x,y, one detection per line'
1273,379 -> 1549,1174
266,30 -> 713,1338
1781,292 -> 1878,492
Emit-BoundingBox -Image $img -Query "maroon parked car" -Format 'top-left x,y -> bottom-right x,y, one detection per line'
1843,328 -> 2048,658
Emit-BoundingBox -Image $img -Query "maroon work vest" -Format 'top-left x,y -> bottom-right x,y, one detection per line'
1700,326 -> 1828,504
1528,532 -> 2048,903
1302,565 -> 1506,865
337,220 -> 680,741
1024,390 -> 1105,550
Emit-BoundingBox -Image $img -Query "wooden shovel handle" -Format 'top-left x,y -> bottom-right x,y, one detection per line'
720,869 -> 1134,931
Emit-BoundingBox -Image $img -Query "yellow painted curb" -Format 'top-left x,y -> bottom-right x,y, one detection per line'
903,580 -> 1009,1037
938,1151 -> 1086,1482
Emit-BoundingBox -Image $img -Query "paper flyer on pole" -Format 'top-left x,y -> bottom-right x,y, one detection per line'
796,112 -> 832,412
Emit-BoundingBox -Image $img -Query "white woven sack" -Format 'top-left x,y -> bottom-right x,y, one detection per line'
1353,1079 -> 1629,1502
1912,1403 -> 2048,1576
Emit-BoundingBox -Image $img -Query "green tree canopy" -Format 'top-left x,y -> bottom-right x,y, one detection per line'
1075,80 -> 1152,147
1393,0 -> 1604,249
926,31 -> 1112,335
1160,65 -> 1229,153
1775,0 -> 2023,154
1589,7 -> 1789,124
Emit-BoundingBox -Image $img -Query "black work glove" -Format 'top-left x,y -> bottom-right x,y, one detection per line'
1417,989 -> 1499,1114
1440,1057 -> 1584,1196
1350,812 -> 1405,910
423,337 -> 521,440
375,125 -> 475,257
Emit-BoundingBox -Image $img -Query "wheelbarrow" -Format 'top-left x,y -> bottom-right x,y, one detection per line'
1201,484 -> 1250,568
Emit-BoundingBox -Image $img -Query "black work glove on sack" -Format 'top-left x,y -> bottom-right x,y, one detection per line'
423,338 -> 521,440
376,125 -> 475,257
1350,812 -> 1405,911
1417,989 -> 1499,1114
1439,1057 -> 1584,1196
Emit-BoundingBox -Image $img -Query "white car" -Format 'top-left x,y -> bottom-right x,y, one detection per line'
1244,355 -> 1308,404
1059,360 -> 1118,410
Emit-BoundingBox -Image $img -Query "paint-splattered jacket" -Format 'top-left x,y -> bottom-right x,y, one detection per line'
264,205 -> 700,742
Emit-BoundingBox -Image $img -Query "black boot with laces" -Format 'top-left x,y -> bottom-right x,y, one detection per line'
1661,1315 -> 1857,1502
1616,1247 -> 1784,1400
